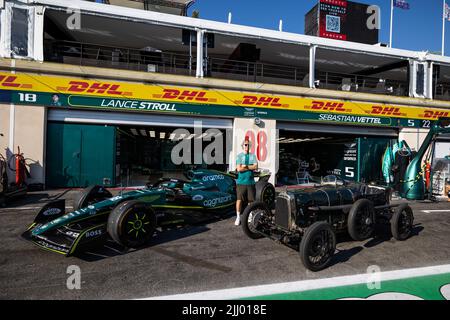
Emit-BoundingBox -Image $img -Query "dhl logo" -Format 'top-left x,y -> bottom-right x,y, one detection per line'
153,89 -> 217,102
234,96 -> 288,107
0,75 -> 32,89
420,110 -> 449,119
56,81 -> 132,96
306,101 -> 349,112
370,106 -> 406,116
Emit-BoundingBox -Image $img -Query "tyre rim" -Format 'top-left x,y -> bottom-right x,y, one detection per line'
308,230 -> 334,267
248,209 -> 263,233
355,207 -> 373,238
398,210 -> 412,236
262,187 -> 275,206
126,211 -> 152,239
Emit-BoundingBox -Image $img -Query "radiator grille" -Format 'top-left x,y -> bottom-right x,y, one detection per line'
275,195 -> 290,229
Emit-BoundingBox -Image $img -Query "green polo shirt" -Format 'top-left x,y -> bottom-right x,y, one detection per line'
236,152 -> 257,185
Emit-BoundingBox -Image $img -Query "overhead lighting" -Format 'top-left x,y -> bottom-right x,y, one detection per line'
149,131 -> 155,138
160,132 -> 166,139
140,129 -> 147,136
130,128 -> 138,136
169,133 -> 176,140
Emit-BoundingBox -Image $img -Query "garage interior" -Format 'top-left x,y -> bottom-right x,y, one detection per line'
115,125 -> 228,187
45,121 -> 229,188
276,129 -> 394,187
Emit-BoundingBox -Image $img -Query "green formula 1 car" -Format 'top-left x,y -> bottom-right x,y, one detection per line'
22,169 -> 275,256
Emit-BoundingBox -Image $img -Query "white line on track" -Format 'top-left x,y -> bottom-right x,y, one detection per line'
421,210 -> 450,213
139,264 -> 450,300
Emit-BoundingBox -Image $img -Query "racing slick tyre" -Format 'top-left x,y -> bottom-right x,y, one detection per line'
299,221 -> 336,272
107,200 -> 157,248
255,181 -> 276,209
241,201 -> 270,239
74,185 -> 112,211
391,204 -> 414,241
348,199 -> 375,241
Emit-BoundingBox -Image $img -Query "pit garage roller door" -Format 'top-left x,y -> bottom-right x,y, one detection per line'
47,109 -> 233,129
277,121 -> 398,137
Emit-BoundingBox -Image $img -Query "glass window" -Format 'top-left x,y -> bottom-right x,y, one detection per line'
416,63 -> 425,96
11,7 -> 28,57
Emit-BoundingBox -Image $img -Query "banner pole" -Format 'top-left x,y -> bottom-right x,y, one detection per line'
390,0 -> 394,47
443,0 -> 446,56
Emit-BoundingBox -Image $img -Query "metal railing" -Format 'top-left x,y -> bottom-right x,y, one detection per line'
44,40 -> 411,97
207,57 -> 309,87
44,40 -> 196,76
315,71 -> 408,97
434,83 -> 450,101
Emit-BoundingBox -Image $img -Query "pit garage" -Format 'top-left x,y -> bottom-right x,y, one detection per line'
45,109 -> 232,188
276,122 -> 399,186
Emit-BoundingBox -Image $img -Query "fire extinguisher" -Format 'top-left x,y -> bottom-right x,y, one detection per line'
15,146 -> 26,186
425,160 -> 431,190
8,146 -> 29,187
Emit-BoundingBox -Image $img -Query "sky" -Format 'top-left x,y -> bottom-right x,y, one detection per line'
187,0 -> 450,55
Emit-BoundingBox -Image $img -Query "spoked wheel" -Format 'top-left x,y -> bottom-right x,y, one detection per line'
299,222 -> 336,272
241,202 -> 270,239
348,199 -> 375,241
107,200 -> 157,248
391,204 -> 414,240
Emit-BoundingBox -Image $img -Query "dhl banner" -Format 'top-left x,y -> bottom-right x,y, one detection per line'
0,71 -> 449,128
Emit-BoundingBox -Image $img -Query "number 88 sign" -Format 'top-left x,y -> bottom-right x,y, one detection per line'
245,130 -> 268,162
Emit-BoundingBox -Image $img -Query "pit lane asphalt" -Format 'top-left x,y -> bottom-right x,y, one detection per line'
1,189 -> 449,300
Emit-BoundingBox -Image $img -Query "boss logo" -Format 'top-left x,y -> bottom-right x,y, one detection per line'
85,229 -> 103,238
43,208 -> 61,216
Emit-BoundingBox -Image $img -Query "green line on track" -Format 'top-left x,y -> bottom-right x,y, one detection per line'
241,273 -> 450,300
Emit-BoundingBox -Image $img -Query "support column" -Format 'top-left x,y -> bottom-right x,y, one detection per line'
0,0 -> 10,58
409,60 -> 429,99
309,45 -> 317,89
426,62 -> 434,100
33,6 -> 45,62
196,29 -> 204,78
1,1 -> 43,60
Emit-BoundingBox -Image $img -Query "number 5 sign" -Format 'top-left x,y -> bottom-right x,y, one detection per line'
230,118 -> 277,184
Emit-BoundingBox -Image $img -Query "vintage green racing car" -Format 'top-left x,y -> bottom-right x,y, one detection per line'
22,169 -> 275,256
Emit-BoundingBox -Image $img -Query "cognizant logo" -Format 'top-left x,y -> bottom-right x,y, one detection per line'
203,195 -> 232,207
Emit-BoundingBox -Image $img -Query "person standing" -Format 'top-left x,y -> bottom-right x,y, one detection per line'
234,137 -> 258,226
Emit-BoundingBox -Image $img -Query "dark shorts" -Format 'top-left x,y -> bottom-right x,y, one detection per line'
236,184 -> 256,202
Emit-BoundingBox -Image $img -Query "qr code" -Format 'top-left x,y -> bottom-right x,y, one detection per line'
326,15 -> 341,33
